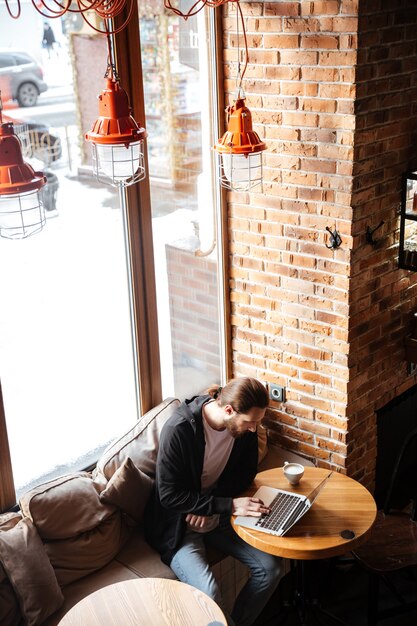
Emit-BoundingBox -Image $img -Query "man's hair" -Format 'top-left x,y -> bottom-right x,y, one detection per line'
207,377 -> 269,413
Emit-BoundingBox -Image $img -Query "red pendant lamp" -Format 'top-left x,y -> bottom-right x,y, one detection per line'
0,99 -> 46,239
213,1 -> 266,192
85,72 -> 147,187
214,94 -> 266,192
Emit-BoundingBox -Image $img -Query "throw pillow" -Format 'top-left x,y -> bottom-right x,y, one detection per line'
19,472 -> 115,540
0,518 -> 63,626
94,397 -> 180,481
99,457 -> 154,523
45,511 -> 130,587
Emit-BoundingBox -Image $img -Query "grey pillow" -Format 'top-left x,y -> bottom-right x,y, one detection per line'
99,457 -> 154,523
0,518 -> 63,626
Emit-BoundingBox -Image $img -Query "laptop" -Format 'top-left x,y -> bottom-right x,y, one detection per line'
234,471 -> 333,537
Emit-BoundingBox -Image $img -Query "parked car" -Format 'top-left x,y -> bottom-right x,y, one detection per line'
0,50 -> 47,107
2,112 -> 62,165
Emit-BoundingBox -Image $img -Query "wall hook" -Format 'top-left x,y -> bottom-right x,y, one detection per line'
325,226 -> 342,249
366,220 -> 384,245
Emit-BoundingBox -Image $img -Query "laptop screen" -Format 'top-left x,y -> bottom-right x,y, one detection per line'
307,471 -> 333,506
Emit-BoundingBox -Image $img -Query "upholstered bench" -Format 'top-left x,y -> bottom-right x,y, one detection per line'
0,398 -> 313,626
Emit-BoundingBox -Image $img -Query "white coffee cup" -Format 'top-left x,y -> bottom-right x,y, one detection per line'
283,462 -> 304,485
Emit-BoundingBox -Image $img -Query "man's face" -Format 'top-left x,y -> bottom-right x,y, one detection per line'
223,406 -> 266,438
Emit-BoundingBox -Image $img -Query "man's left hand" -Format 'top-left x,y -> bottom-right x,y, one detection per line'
185,513 -> 211,529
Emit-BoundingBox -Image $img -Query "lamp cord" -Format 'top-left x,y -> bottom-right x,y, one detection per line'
104,24 -> 119,82
4,0 -> 134,35
4,0 -> 249,76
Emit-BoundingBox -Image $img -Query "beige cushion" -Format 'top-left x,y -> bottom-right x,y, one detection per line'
94,397 -> 180,482
115,529 -> 177,579
45,511 -> 130,587
100,457 -> 154,523
19,472 -> 115,540
0,518 -> 63,626
42,560 -> 139,626
257,423 -> 268,463
258,441 -> 315,472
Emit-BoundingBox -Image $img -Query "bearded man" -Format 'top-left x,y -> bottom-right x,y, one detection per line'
144,377 -> 282,626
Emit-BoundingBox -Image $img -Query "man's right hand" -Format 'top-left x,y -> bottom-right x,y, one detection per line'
232,497 -> 271,517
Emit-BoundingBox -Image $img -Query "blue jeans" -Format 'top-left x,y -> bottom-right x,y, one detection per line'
170,514 -> 282,626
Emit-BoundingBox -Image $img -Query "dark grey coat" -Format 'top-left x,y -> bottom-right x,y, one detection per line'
144,394 -> 258,565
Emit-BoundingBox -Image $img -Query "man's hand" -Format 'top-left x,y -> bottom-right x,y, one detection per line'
232,497 -> 270,517
185,513 -> 211,529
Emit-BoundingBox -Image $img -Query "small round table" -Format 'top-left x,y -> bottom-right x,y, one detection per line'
58,578 -> 227,626
232,467 -> 377,559
232,467 -> 377,625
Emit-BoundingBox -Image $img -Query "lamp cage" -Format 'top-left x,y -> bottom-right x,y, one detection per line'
0,119 -> 46,239
214,98 -> 266,192
86,77 -> 147,187
0,189 -> 46,239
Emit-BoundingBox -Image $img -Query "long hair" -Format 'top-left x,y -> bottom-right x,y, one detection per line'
207,377 -> 269,412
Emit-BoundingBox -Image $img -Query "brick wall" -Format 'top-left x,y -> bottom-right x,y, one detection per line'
222,0 -> 417,489
347,1 -> 417,484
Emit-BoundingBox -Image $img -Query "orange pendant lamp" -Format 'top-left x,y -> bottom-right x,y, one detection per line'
85,76 -> 147,187
214,94 -> 266,192
212,0 -> 266,192
0,101 -> 46,239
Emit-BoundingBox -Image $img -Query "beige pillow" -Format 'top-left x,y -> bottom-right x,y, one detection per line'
0,579 -> 20,626
0,512 -> 22,533
94,397 -> 180,482
19,472 -> 115,540
0,513 -> 22,586
99,457 -> 154,523
45,511 -> 130,587
0,518 -> 63,626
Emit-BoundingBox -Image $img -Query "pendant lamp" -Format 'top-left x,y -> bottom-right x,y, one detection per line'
0,101 -> 46,239
85,76 -> 147,187
214,94 -> 266,192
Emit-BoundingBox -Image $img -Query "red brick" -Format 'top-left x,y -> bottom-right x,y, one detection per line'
300,34 -> 340,49
300,1 -> 340,15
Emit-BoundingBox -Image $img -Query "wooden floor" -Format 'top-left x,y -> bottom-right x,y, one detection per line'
253,557 -> 417,626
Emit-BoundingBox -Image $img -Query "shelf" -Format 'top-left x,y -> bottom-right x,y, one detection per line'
400,171 -> 417,270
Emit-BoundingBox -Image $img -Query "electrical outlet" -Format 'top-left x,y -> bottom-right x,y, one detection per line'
269,383 -> 286,403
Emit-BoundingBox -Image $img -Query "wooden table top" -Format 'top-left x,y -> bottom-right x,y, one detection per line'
58,578 -> 227,626
232,466 -> 377,560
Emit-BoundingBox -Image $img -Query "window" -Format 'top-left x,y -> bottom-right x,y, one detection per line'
138,5 -> 224,400
0,17 -> 137,501
0,6 -> 225,508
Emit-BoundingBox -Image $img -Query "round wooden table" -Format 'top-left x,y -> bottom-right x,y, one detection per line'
58,578 -> 227,626
232,466 -> 377,560
232,467 -> 377,625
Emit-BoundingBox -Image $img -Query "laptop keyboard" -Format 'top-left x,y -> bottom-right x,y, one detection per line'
255,492 -> 301,531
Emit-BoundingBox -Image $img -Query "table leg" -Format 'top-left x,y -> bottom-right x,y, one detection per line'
268,561 -> 349,626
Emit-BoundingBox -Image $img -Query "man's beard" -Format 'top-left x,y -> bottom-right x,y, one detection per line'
224,417 -> 246,438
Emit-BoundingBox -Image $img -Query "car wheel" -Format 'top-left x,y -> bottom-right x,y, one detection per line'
17,83 -> 39,107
